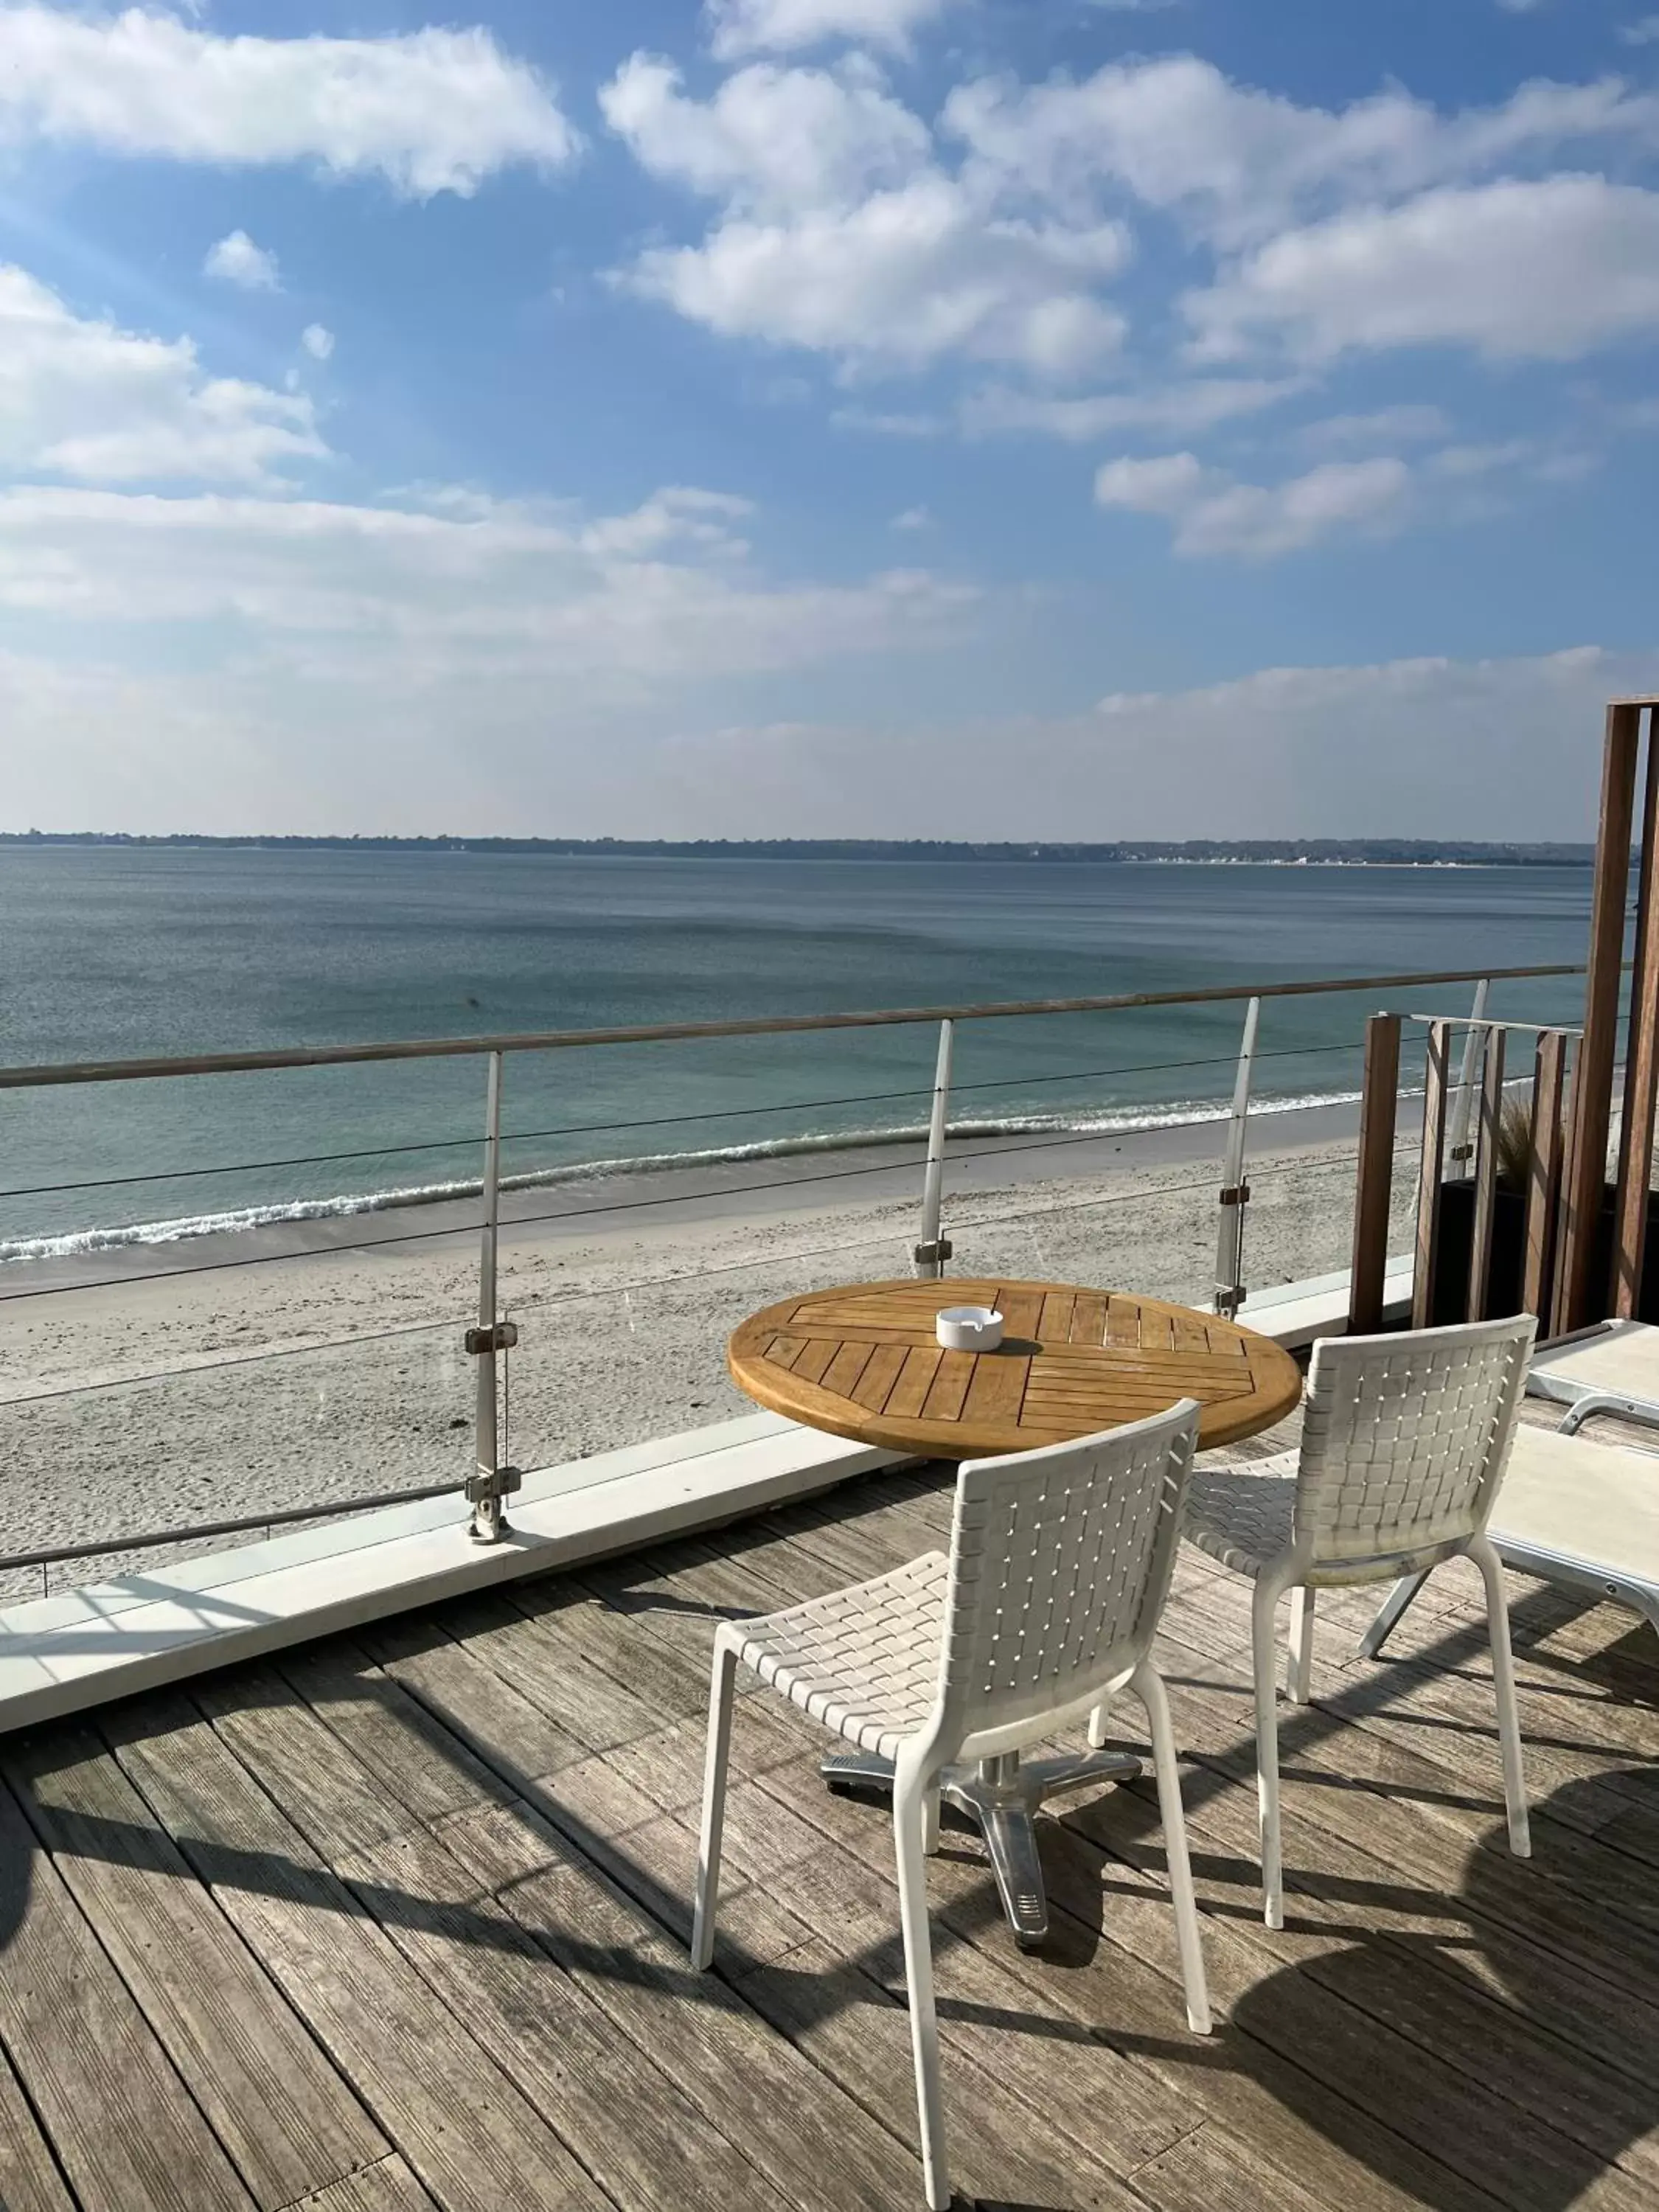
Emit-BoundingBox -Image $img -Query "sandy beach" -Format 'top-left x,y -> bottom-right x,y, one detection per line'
0,1097 -> 1416,1598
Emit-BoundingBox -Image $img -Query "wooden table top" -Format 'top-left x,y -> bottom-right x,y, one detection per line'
728,1278 -> 1303,1459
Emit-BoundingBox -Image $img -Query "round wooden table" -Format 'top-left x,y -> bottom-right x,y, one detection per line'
728,1276 -> 1302,1461
727,1276 -> 1302,1947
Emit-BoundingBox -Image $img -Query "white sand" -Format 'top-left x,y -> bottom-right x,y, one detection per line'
0,1110 -> 1414,1597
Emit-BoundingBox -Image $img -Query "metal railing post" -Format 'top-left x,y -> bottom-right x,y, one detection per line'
1447,978 -> 1490,1178
913,1019 -> 954,1279
1214,997 -> 1259,1318
465,1050 -> 520,1543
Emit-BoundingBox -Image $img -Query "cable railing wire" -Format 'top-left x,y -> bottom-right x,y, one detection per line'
0,1076 -> 1385,1304
0,1142 -> 1397,1569
0,1480 -> 465,1576
0,1038 -> 1367,1204
1,1116 -> 1421,1402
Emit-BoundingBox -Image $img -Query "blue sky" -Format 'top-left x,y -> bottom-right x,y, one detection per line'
3,0 -> 1658,838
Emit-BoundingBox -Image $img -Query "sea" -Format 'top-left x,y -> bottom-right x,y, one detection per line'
0,846 -> 1595,1266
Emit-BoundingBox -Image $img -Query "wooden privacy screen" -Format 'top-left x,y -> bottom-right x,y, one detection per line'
1349,695 -> 1659,1338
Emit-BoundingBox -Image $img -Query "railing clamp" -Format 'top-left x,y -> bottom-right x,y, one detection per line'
1218,1183 -> 1251,1207
465,1466 -> 524,1507
913,1237 -> 953,1267
1449,1142 -> 1475,1163
1214,1285 -> 1247,1316
465,1320 -> 519,1356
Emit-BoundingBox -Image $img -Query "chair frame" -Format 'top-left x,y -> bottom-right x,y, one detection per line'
691,1401 -> 1210,2212
1186,1315 -> 1535,1930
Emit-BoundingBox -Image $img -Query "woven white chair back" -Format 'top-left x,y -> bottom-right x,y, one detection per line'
1295,1315 -> 1535,1574
934,1399 -> 1200,1758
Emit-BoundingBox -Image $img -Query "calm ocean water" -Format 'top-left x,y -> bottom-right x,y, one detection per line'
0,847 -> 1593,1262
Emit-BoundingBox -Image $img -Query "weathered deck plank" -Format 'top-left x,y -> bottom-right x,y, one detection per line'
6,1725 -> 389,2212
3,1447 -> 1659,2211
103,1691 -> 613,2212
0,2037 -> 77,2212
0,1770 -> 254,2212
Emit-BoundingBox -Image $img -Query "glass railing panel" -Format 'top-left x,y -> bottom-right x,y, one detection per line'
0,1310 -> 470,1601
494,1224 -> 919,1478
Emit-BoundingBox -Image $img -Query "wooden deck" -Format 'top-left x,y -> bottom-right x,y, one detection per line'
2,1421 -> 1658,2211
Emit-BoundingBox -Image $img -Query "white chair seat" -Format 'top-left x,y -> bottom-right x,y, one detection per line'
1186,1453 -> 1298,1578
1188,1450 -> 1453,1587
729,1553 -> 948,1762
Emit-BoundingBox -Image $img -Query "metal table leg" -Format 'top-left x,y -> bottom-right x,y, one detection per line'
821,1743 -> 1141,1949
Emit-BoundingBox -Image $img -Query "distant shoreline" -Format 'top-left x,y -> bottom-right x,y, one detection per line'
0,832 -> 1595,866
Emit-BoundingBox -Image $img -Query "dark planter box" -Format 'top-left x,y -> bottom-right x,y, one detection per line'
1432,1178 -> 1659,1325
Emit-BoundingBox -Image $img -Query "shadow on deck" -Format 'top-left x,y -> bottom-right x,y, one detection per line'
1,1430 -> 1658,2212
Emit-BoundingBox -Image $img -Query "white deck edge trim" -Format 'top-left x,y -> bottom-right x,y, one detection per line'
0,1253 -> 1416,1736
0,1411 -> 900,1736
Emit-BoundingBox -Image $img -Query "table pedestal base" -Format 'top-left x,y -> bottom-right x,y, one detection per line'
821,1745 -> 1141,1949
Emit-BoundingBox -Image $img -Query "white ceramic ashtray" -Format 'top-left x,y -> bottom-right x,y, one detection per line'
936,1304 -> 1004,1352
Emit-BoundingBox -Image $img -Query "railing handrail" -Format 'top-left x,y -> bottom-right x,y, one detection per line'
0,961 -> 1587,1091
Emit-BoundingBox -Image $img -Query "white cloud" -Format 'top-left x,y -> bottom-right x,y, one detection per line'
704,0 -> 954,60
608,47 -> 1659,392
1299,403 -> 1452,450
0,484 -> 976,691
11,638 -> 1652,839
623,187 -> 1127,373
0,5 -> 577,196
0,263 -> 324,484
830,404 -> 947,434
1188,177 -> 1659,362
601,52 -> 929,212
300,323 -> 334,361
961,376 -> 1304,440
1624,17 -> 1659,44
1094,449 -> 1411,554
643,647 -> 1659,841
604,53 -> 1130,376
204,229 -> 280,291
890,504 -> 932,527
944,56 -> 1659,250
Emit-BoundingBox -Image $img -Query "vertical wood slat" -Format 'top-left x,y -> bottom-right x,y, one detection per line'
1412,1020 -> 1453,1330
1523,1030 -> 1568,1323
1557,701 -> 1643,1331
1466,1029 -> 1505,1321
1348,1012 -> 1402,1334
1613,705 -> 1659,1317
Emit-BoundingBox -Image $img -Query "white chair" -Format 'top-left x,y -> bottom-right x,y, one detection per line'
1182,1314 -> 1535,1931
690,1402 -> 1211,2212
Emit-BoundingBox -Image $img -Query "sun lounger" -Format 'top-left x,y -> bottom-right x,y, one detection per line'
1527,1318 -> 1659,1436
1359,1420 -> 1659,1658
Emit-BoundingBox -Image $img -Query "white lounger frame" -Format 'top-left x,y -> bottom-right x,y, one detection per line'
1526,1318 -> 1659,1437
1360,1418 -> 1659,1660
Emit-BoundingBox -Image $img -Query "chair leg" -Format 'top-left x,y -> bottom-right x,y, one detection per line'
894,1760 -> 950,2212
1251,1577 -> 1287,1929
1286,1587 -> 1315,1705
1357,1568 -> 1430,1660
1133,1661 -> 1211,2034
690,1635 -> 739,1971
1469,1534 -> 1530,1859
922,1781 -> 941,1857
